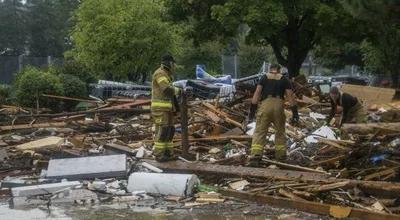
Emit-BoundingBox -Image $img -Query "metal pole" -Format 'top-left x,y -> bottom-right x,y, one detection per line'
180,91 -> 189,156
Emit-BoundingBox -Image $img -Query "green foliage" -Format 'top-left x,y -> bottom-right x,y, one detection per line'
238,43 -> 275,76
314,42 -> 364,71
14,67 -> 64,110
342,0 -> 400,87
165,0 -> 351,78
58,74 -> 87,111
175,41 -> 223,79
71,0 -> 181,82
54,59 -> 96,85
26,0 -> 79,56
0,84 -> 11,104
0,0 -> 79,56
0,0 -> 26,55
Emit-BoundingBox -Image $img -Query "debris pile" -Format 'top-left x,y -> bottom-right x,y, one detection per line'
1,80 -> 400,219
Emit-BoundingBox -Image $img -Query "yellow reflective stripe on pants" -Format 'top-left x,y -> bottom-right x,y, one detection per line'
251,144 -> 263,155
151,101 -> 172,109
165,142 -> 174,149
156,76 -> 170,84
154,142 -> 167,149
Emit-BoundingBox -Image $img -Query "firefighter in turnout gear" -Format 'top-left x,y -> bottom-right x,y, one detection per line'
248,64 -> 298,166
151,54 -> 181,162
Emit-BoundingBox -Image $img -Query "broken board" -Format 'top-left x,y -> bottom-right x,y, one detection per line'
15,136 -> 64,151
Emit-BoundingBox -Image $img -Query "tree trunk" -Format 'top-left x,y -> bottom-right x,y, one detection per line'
287,56 -> 304,79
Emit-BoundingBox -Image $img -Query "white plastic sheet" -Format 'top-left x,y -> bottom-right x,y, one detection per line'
304,126 -> 337,144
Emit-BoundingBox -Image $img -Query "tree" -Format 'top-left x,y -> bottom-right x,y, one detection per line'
342,0 -> 400,88
166,0 -> 353,78
0,0 -> 26,55
175,40 -> 223,79
70,0 -> 181,82
26,0 -> 79,57
238,43 -> 275,76
58,73 -> 87,111
14,67 -> 64,110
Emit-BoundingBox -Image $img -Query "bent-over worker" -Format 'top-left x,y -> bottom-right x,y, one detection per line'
326,86 -> 367,127
248,64 -> 299,166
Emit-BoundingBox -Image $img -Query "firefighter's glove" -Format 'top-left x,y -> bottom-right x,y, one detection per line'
290,105 -> 299,125
248,104 -> 258,122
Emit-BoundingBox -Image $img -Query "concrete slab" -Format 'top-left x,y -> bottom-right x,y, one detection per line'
11,189 -> 98,208
46,154 -> 127,180
11,181 -> 81,197
127,172 -> 199,197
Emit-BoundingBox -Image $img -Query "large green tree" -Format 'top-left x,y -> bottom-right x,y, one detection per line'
342,0 -> 400,88
0,0 -> 26,55
70,0 -> 180,82
166,0 -> 353,78
26,0 -> 79,57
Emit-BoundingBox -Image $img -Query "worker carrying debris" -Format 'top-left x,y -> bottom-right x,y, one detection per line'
151,54 -> 181,162
248,64 -> 299,166
326,86 -> 367,127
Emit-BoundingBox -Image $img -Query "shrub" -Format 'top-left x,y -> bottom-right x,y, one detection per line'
59,74 -> 87,111
0,84 -> 11,104
14,67 -> 63,110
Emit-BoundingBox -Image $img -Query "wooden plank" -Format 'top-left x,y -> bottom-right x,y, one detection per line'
42,94 -> 101,104
278,188 -> 307,201
341,84 -> 395,106
311,155 -> 346,166
342,123 -> 400,135
202,102 -> 243,128
204,110 -> 221,123
144,160 -> 400,198
315,137 -> 355,145
316,138 -> 351,151
144,160 -> 330,182
262,158 -> 329,174
364,167 -> 399,181
174,135 -> 251,142
0,121 -> 67,131
219,189 -> 400,220
310,181 -> 350,192
15,136 -> 64,151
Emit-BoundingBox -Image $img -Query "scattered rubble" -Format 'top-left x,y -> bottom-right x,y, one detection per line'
0,80 -> 400,219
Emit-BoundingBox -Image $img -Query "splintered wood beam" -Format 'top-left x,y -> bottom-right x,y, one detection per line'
262,158 -> 329,174
202,102 -> 243,128
316,138 -> 351,151
174,135 -> 252,142
342,123 -> 400,135
219,189 -> 400,220
0,121 -> 68,131
144,160 -> 330,182
144,160 -> 400,198
311,155 -> 346,166
42,94 -> 101,104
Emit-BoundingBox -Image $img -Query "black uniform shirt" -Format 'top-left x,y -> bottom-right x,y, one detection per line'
258,74 -> 292,100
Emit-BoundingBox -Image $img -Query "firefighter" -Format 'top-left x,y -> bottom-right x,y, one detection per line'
151,54 -> 181,162
248,64 -> 298,166
326,86 -> 367,127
